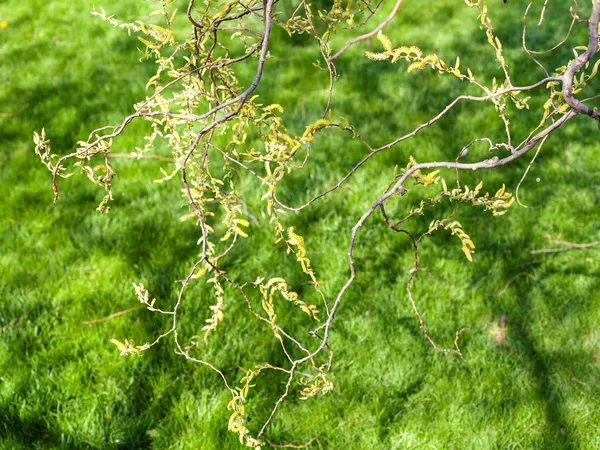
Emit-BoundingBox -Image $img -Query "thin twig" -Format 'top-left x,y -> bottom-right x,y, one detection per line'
107,152 -> 175,162
1,316 -> 24,333
0,103 -> 29,118
81,305 -> 144,325
328,0 -> 403,62
264,436 -> 319,449
489,273 -> 537,297
531,240 -> 600,254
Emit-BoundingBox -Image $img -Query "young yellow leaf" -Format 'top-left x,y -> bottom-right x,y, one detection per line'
376,30 -> 393,52
234,218 -> 250,227
233,226 -> 248,238
589,59 -> 600,79
365,52 -> 390,61
462,245 -> 473,262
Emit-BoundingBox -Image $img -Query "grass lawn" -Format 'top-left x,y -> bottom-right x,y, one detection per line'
1,0 -> 600,448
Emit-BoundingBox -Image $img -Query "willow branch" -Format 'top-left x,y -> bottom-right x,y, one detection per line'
562,0 -> 600,121
328,0 -> 403,62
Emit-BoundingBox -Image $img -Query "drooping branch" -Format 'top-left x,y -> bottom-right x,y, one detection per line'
562,0 -> 600,121
33,0 -> 600,447
328,0 -> 404,62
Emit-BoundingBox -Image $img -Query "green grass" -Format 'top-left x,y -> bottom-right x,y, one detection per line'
2,0 -> 600,448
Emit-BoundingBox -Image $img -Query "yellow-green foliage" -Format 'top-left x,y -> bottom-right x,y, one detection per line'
30,0 -> 600,447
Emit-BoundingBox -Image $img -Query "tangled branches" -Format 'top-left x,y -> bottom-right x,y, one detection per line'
34,0 -> 600,447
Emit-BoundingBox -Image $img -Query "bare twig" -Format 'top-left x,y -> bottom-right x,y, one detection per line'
328,0 -> 403,62
81,305 -> 143,325
264,436 -> 319,449
107,152 -> 175,162
489,273 -> 537,297
0,103 -> 29,118
562,0 -> 600,122
531,236 -> 600,254
538,0 -> 550,27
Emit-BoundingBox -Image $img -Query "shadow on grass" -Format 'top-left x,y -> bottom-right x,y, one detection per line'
512,316 -> 576,449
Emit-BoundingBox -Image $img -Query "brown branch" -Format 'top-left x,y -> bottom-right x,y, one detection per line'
107,152 -> 175,162
265,436 -> 319,449
562,0 -> 600,122
81,305 -> 143,325
0,103 -> 29,118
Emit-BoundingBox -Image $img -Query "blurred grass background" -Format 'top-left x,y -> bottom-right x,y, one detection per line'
1,0 -> 600,448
